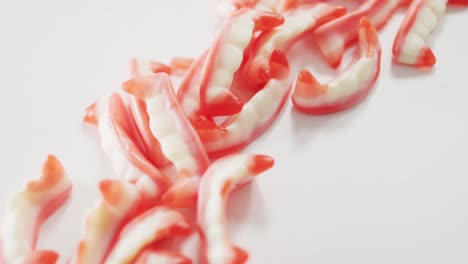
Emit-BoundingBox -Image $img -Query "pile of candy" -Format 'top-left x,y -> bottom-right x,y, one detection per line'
1,0 -> 466,263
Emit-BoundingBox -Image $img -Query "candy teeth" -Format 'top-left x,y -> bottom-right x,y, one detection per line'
128,96 -> 171,169
1,155 -> 72,264
392,0 -> 447,67
129,59 -> 171,169
104,206 -> 190,264
238,3 -> 347,92
83,93 -> 171,198
71,180 -> 140,264
198,10 -> 254,118
197,154 -> 274,264
196,50 -> 290,158
292,17 -> 381,114
5,1 -> 466,263
314,0 -> 402,68
134,249 -> 191,264
123,73 -> 210,208
198,9 -> 284,118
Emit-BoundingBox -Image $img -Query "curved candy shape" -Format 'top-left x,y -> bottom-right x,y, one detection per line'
129,59 -> 171,168
314,0 -> 403,68
1,155 -> 72,264
178,51 -> 210,120
83,94 -> 171,198
196,50 -> 290,158
199,8 -> 284,117
123,73 -> 210,208
105,206 -> 190,264
293,17 -> 381,114
238,3 -> 347,92
392,0 -> 447,67
71,180 -> 140,264
197,154 -> 274,264
134,249 -> 191,264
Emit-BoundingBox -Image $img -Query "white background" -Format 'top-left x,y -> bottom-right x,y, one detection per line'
1,1 -> 468,263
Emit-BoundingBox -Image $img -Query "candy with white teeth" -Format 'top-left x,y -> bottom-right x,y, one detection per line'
197,154 -> 274,264
314,0 -> 404,68
104,206 -> 190,264
83,93 -> 171,200
71,180 -> 140,264
198,8 -> 284,117
129,58 -> 171,169
123,73 -> 210,208
196,50 -> 290,158
0,155 -> 72,264
392,0 -> 447,67
292,17 -> 381,114
238,3 -> 347,93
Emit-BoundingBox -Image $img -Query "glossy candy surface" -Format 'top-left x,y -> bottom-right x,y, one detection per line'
83,93 -> 170,197
123,73 -> 210,208
70,180 -> 140,264
2,1 -> 468,263
0,155 -> 72,264
198,9 -> 284,117
105,206 -> 190,264
314,0 -> 403,68
392,0 -> 446,67
196,50 -> 291,158
197,154 -> 274,264
292,17 -> 381,114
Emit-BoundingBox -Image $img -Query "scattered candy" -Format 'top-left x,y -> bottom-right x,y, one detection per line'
82,93 -> 171,197
3,1 -> 467,263
196,50 -> 291,157
123,73 -> 210,208
198,9 -> 284,117
238,3 -> 347,93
